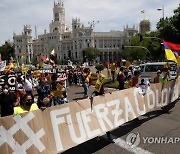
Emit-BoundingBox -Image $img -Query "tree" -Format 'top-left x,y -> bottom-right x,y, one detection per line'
0,42 -> 14,61
157,4 -> 180,43
95,64 -> 105,71
84,47 -> 101,62
120,33 -> 165,62
120,35 -> 147,62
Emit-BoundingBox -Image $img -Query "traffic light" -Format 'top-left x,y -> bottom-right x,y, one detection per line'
140,35 -> 143,42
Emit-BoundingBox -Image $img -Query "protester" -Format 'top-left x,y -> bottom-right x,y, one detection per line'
160,66 -> 170,83
92,71 -> 105,97
117,67 -> 125,90
154,70 -> 161,83
129,70 -> 141,87
0,84 -> 17,117
37,82 -> 53,108
90,72 -> 114,143
51,73 -> 59,106
14,93 -> 39,115
124,75 -> 132,89
82,68 -> 91,98
110,62 -> 116,82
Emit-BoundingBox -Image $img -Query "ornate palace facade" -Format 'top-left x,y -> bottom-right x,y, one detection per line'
13,1 -> 138,64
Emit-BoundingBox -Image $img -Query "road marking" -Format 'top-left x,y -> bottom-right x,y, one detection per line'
114,138 -> 153,154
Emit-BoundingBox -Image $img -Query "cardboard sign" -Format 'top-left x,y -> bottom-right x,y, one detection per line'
0,77 -> 179,154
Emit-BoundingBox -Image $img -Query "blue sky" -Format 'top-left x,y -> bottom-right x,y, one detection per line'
0,0 -> 179,45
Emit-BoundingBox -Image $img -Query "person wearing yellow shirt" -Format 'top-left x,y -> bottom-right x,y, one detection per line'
14,93 -> 39,115
82,68 -> 91,98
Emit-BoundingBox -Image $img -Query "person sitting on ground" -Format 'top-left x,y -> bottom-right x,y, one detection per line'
14,93 -> 39,115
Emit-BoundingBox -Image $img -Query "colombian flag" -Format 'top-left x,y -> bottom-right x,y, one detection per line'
163,40 -> 180,56
163,40 -> 180,65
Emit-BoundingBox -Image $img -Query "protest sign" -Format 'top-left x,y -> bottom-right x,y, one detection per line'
0,74 -> 16,92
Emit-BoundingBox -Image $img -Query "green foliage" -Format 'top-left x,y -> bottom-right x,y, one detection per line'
157,4 -> 180,43
84,47 -> 101,62
95,64 -> 105,71
0,42 -> 14,61
120,35 -> 147,61
120,32 -> 165,62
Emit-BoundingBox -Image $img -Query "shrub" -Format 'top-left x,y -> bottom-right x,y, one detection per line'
95,64 -> 105,71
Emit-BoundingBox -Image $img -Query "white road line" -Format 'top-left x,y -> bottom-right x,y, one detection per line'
114,138 -> 153,154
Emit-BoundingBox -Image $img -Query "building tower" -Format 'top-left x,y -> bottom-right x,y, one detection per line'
72,18 -> 81,31
139,19 -> 151,34
49,0 -> 65,33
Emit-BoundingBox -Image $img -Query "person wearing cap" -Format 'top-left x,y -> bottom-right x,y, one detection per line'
154,70 -> 161,83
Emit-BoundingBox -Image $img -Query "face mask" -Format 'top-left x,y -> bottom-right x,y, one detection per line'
3,89 -> 9,94
26,100 -> 33,106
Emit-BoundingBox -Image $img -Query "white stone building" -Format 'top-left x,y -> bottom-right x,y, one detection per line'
13,1 -> 138,64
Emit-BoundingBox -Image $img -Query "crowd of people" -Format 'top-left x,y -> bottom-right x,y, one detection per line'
0,64 -> 86,117
0,61 -> 179,118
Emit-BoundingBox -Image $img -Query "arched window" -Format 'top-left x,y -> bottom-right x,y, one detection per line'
53,27 -> 58,32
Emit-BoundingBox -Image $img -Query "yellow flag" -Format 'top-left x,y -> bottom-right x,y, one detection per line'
39,61 -> 44,67
33,70 -> 41,76
125,61 -> 131,68
133,60 -> 137,66
50,49 -> 55,55
22,67 -> 29,73
95,73 -> 105,93
50,59 -> 54,64
165,49 -> 177,63
177,56 -> 180,66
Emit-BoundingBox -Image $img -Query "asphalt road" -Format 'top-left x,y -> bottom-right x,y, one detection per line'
63,85 -> 180,154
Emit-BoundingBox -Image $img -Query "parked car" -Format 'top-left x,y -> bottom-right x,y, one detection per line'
140,62 -> 177,82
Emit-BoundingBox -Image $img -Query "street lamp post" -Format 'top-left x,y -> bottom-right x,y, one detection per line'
123,45 -> 152,61
157,5 -> 164,29
88,20 -> 99,47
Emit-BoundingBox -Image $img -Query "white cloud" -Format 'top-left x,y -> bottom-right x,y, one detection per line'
0,0 -> 179,45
